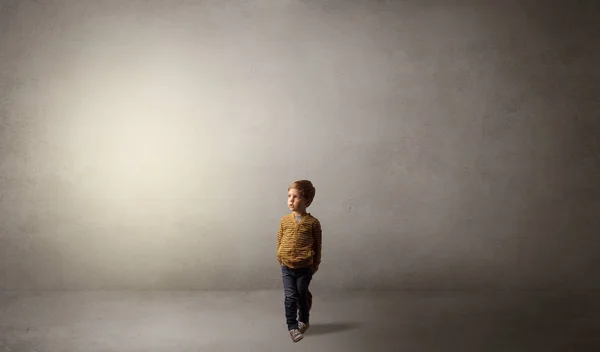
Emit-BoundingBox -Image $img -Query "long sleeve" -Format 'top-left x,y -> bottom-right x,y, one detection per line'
277,220 -> 283,265
312,220 -> 322,272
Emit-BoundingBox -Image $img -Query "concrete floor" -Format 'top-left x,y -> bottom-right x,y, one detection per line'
0,290 -> 598,352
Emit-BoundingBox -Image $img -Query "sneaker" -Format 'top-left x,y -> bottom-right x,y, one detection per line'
298,321 -> 310,334
289,328 -> 304,343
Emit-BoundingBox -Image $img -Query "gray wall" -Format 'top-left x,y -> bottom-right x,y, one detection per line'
0,0 -> 598,290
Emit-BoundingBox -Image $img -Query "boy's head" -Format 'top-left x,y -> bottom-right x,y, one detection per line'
288,180 -> 316,213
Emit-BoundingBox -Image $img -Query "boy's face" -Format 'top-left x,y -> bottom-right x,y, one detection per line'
288,188 -> 308,213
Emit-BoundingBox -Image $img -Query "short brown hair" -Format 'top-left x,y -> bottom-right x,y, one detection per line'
288,180 -> 316,207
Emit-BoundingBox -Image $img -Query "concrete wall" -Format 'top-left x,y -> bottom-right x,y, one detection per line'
0,0 -> 598,290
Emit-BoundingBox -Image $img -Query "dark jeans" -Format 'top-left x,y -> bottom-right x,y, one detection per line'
281,265 -> 313,330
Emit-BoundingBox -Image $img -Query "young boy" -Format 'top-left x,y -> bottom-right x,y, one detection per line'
277,180 -> 322,343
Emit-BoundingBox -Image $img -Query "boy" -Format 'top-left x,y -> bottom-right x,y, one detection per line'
277,180 -> 322,343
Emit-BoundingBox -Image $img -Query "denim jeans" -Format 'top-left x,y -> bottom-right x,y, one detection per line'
281,265 -> 313,330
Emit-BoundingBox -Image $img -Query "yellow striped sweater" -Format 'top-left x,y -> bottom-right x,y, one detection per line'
277,212 -> 322,272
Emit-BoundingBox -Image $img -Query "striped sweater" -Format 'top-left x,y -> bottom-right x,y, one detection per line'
277,212 -> 322,272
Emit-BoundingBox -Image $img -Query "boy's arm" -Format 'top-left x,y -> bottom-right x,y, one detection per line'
312,221 -> 322,274
277,221 -> 283,265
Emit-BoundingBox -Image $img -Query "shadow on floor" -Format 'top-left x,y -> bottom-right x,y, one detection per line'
307,322 -> 359,335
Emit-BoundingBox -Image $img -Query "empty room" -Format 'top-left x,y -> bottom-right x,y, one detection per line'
1,0 -> 599,351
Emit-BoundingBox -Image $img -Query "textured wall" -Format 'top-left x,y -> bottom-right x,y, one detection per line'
0,0 -> 598,290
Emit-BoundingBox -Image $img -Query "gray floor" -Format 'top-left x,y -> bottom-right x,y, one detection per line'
0,290 -> 598,352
